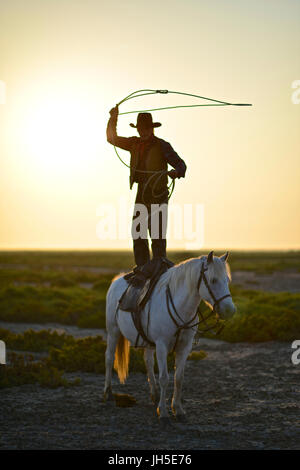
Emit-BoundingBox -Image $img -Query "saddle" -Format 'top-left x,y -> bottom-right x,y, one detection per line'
118,257 -> 174,346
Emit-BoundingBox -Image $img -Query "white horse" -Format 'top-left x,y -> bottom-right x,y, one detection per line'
103,251 -> 236,424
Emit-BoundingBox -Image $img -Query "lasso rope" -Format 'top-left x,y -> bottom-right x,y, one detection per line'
113,88 -> 252,201
117,88 -> 252,113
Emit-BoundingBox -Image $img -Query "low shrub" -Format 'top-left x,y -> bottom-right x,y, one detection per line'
0,352 -> 80,389
188,350 -> 207,361
0,328 -> 76,352
0,285 -> 106,328
202,287 -> 300,343
48,337 -> 176,375
0,266 -> 117,289
48,336 -> 107,373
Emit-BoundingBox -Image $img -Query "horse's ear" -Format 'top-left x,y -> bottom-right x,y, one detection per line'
207,251 -> 214,264
221,251 -> 229,262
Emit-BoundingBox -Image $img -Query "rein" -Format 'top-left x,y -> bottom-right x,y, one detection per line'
166,262 -> 231,351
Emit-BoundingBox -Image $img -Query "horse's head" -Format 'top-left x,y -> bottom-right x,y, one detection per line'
198,251 -> 236,320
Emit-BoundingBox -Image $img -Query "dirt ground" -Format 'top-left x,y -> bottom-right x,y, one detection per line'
0,339 -> 299,450
0,270 -> 299,450
231,270 -> 300,294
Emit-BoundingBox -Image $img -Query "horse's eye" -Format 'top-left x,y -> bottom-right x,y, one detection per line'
212,278 -> 217,284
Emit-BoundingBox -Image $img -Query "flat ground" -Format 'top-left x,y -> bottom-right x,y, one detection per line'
1,339 -> 299,450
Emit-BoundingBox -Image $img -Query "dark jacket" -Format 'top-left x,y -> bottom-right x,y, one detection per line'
106,115 -> 187,192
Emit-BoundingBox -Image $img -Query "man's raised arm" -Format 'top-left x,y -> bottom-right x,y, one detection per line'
106,105 -> 135,151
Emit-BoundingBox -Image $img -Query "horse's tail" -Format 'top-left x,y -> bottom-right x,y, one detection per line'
114,334 -> 130,384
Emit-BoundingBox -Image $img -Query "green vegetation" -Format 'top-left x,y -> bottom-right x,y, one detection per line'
0,250 -> 299,335
0,328 -> 76,352
0,249 -> 299,273
0,352 -> 80,389
0,249 -> 299,391
48,336 -> 176,374
0,330 -> 179,388
0,268 -> 115,288
48,336 -> 108,373
1,282 -> 299,343
188,350 -> 207,360
0,284 -> 107,328
0,250 -> 135,270
202,285 -> 300,343
1,276 -> 299,390
1,248 -> 298,390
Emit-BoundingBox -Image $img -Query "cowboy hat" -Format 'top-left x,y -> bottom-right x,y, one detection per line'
130,112 -> 161,128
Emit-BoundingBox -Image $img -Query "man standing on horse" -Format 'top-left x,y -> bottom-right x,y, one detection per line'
107,105 -> 187,267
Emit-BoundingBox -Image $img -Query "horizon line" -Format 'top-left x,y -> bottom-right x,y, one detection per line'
0,247 -> 299,253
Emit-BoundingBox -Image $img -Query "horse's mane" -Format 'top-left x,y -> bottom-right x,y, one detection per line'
155,255 -> 231,295
155,257 -> 202,295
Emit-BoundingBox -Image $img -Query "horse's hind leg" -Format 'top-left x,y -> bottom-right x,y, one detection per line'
103,326 -> 120,402
144,348 -> 159,405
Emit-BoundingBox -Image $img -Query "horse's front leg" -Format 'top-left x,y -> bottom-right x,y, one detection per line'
155,340 -> 170,423
103,328 -> 120,402
144,348 -> 159,405
171,336 -> 193,422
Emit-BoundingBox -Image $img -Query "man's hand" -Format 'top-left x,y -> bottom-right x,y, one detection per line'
109,105 -> 119,119
167,169 -> 178,179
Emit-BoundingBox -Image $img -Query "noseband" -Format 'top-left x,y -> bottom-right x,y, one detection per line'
197,262 -> 232,313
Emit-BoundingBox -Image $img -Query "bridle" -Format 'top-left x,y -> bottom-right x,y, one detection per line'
127,259 -> 233,349
165,261 -> 232,351
196,262 -> 232,313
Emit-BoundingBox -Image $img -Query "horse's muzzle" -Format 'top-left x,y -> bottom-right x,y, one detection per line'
216,298 -> 236,319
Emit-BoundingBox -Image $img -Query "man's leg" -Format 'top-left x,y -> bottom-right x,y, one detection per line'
148,201 -> 168,259
131,200 -> 150,267
133,238 -> 150,267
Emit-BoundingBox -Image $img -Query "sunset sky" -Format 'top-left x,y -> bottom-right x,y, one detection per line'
0,0 -> 299,250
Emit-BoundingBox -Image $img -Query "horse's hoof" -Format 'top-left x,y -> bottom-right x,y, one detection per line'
176,414 -> 188,423
102,390 -> 115,404
159,417 -> 173,429
151,392 -> 160,407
